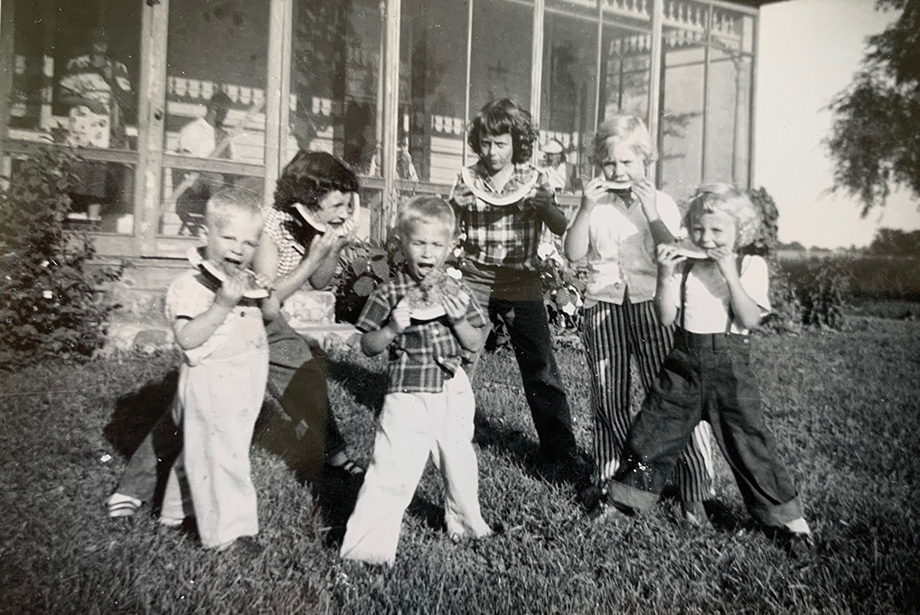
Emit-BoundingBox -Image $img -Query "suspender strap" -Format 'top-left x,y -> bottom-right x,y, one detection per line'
725,254 -> 746,334
679,262 -> 695,331
680,254 -> 747,334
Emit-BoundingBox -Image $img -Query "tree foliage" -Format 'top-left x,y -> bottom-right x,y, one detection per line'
869,227 -> 920,256
826,0 -> 920,215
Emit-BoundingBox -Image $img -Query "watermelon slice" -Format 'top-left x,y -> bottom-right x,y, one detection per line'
460,167 -> 539,207
667,239 -> 709,260
187,246 -> 270,299
602,180 -> 631,192
403,268 -> 466,320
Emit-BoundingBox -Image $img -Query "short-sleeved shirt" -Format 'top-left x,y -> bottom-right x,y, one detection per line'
262,206 -> 322,281
581,190 -> 682,306
356,268 -> 487,394
669,255 -> 771,335
449,161 -> 555,272
166,270 -> 268,366
177,117 -> 235,159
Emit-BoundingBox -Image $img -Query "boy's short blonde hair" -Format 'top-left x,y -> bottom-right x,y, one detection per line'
683,183 -> 761,249
396,195 -> 456,241
206,187 -> 264,230
593,115 -> 657,165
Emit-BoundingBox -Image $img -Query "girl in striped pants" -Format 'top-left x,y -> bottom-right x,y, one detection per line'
564,116 -> 713,524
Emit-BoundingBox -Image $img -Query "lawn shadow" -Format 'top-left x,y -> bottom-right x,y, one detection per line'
104,367 -> 178,458
473,414 -> 590,490
325,355 -> 387,419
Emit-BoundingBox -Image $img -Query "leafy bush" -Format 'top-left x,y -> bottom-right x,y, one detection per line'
0,148 -> 124,369
332,235 -> 403,324
536,241 -> 586,331
780,257 -> 851,330
746,187 -> 805,332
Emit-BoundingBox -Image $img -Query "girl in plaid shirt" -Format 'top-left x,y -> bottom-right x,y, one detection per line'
449,98 -> 587,476
340,196 -> 493,566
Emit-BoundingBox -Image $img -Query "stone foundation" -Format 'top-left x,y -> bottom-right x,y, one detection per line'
100,260 -> 357,354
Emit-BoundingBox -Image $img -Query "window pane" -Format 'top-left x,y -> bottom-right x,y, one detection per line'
400,0 -> 469,184
538,1 -> 599,195
164,1 -> 269,165
658,3 -> 708,200
10,0 -> 141,151
8,1 -> 141,235
704,8 -> 753,187
289,0 -> 383,178
469,0 -> 534,117
599,3 -> 653,125
158,0 -> 270,237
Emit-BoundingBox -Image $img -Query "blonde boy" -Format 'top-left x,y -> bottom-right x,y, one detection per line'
340,196 -> 493,566
159,188 -> 278,554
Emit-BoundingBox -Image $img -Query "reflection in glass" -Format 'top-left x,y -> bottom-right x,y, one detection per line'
9,0 -> 141,151
400,0 -> 469,184
59,160 -> 135,234
538,2 -> 598,194
164,1 -> 269,165
160,172 -> 262,237
289,0 -> 383,177
469,0 -> 534,119
658,21 -> 707,199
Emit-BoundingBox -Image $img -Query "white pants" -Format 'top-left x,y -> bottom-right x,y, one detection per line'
340,369 -> 491,566
161,350 -> 267,548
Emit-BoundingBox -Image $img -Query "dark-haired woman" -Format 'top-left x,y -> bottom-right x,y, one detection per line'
253,150 -> 364,478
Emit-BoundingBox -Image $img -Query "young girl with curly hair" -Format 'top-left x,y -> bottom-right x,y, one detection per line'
599,184 -> 815,556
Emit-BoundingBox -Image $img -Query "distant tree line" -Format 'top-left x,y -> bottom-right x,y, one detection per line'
868,228 -> 920,256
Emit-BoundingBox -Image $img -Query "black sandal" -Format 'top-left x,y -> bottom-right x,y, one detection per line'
328,458 -> 365,477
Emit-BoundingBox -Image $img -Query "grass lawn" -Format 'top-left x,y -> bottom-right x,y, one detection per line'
1,318 -> 919,614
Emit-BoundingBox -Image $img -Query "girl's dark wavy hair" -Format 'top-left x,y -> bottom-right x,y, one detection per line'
466,98 -> 536,165
273,150 -> 360,213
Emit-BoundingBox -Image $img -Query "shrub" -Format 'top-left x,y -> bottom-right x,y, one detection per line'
784,257 -> 851,330
333,235 -> 403,324
536,241 -> 586,332
0,148 -> 124,369
744,188 -> 800,332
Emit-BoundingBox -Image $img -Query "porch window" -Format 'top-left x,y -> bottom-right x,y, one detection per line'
6,0 -> 141,235
658,0 -> 755,199
158,0 -> 270,238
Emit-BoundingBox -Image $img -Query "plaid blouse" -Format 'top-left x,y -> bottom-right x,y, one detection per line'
262,206 -> 321,279
449,161 -> 555,272
356,268 -> 487,394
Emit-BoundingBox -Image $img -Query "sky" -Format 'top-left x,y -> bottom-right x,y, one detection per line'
755,0 -> 920,248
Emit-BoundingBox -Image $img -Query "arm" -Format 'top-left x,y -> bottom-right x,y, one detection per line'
529,187 -> 568,236
172,277 -> 244,350
442,293 -> 487,351
633,178 -> 676,246
653,244 -> 685,327
360,301 -> 411,357
563,176 -> 606,262
308,218 -> 357,290
253,232 -> 327,303
710,248 -> 762,329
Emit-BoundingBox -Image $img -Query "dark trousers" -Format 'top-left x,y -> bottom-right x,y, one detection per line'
463,269 -> 578,460
256,317 -> 347,478
607,329 -> 803,527
114,405 -> 182,504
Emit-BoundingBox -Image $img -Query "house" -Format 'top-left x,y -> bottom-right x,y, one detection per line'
0,0 -> 783,346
